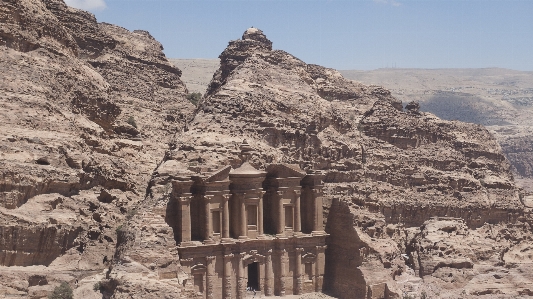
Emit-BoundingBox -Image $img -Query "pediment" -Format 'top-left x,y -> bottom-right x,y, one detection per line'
266,163 -> 306,178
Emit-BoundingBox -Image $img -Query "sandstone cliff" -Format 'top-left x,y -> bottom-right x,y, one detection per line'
0,0 -> 192,297
340,68 -> 533,196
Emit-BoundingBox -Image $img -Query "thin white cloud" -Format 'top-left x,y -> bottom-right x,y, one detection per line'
373,0 -> 401,7
64,0 -> 107,11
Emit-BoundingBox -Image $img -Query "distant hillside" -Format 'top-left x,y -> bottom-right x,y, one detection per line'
169,58 -> 219,94
340,68 -> 533,127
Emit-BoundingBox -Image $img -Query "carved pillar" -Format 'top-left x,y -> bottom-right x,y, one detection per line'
204,195 -> 212,242
206,256 -> 215,299
223,253 -> 233,299
312,188 -> 324,233
179,195 -> 193,243
237,253 -> 246,299
295,248 -> 303,295
258,194 -> 264,237
179,258 -> 194,299
279,249 -> 287,297
277,190 -> 284,236
264,250 -> 273,296
315,245 -> 327,292
294,189 -> 302,234
222,194 -> 230,239
240,196 -> 247,239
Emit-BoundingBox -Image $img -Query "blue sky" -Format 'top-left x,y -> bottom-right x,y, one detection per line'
66,0 -> 533,71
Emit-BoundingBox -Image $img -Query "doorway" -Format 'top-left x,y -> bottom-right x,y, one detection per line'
247,262 -> 260,291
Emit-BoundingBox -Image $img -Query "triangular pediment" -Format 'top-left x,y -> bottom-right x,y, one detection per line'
206,165 -> 232,182
266,163 -> 306,178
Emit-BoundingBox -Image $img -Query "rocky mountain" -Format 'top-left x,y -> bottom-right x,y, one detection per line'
173,62 -> 533,193
109,28 -> 531,298
340,68 -> 533,194
0,0 -> 192,297
1,1 -> 532,298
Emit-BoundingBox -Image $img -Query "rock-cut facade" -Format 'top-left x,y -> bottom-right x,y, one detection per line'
171,141 -> 327,298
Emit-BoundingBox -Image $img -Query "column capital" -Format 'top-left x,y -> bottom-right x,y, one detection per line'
295,247 -> 305,253
224,253 -> 234,260
316,245 -> 327,252
180,258 -> 194,265
206,255 -> 216,262
312,188 -> 323,194
178,194 -> 193,204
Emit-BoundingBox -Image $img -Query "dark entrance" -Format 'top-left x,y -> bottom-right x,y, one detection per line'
247,262 -> 259,291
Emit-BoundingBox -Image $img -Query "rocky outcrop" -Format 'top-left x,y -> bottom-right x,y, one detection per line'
500,135 -> 533,178
339,68 -> 533,193
0,0 -> 191,297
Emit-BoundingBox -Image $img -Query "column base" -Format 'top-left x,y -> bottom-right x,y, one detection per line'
203,239 -> 216,245
276,233 -> 286,238
238,235 -> 248,240
256,234 -> 266,239
221,238 -> 235,244
312,230 -> 327,236
178,241 -> 195,247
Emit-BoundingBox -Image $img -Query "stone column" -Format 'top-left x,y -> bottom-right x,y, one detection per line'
258,195 -> 264,237
179,195 -> 192,243
295,248 -> 304,295
223,253 -> 233,299
204,195 -> 212,242
315,245 -> 327,292
312,188 -> 324,233
279,249 -> 287,297
264,250 -> 273,296
240,196 -> 247,239
179,258 -> 194,299
206,256 -> 215,299
237,253 -> 246,299
222,195 -> 230,239
277,190 -> 284,236
294,189 -> 302,234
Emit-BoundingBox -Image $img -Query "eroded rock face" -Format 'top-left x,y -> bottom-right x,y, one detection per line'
0,0 -> 191,296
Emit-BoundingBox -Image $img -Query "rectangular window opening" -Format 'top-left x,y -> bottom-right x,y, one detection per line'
212,210 -> 221,234
247,205 -> 258,229
285,205 -> 293,229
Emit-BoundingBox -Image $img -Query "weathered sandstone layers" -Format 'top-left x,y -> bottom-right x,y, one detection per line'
0,0 -> 192,297
1,1 -> 532,297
